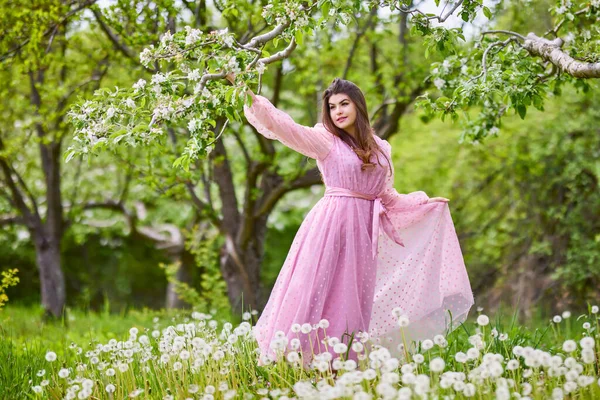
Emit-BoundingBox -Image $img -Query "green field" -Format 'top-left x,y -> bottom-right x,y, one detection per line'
2,304 -> 598,399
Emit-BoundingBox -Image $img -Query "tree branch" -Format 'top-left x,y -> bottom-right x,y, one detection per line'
481,29 -> 600,78
255,167 -> 322,218
1,0 -> 98,62
343,6 -> 378,80
82,200 -> 183,252
0,215 -> 25,227
92,7 -> 157,73
0,138 -> 36,224
400,0 -> 464,24
523,33 -> 600,78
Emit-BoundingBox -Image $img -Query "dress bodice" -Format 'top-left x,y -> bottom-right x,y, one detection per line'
318,135 -> 391,196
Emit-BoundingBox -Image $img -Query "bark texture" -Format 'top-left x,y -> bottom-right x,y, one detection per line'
524,33 -> 600,78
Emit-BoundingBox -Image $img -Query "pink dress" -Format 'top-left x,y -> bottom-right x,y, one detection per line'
244,94 -> 474,363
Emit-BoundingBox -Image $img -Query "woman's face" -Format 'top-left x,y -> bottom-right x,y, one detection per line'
328,93 -> 357,132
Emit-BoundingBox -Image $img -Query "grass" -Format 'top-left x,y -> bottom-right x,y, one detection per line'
1,303 -> 599,399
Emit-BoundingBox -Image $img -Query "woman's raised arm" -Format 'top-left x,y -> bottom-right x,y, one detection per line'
226,74 -> 333,160
242,92 -> 334,160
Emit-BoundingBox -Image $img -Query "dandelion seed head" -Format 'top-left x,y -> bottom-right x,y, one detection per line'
580,337 -> 594,349
398,315 -> 410,327
333,343 -> 348,354
45,351 -> 57,362
476,315 -> 490,326
286,351 -> 300,363
563,340 -> 577,353
429,357 -> 445,372
413,353 -> 425,364
421,339 -> 434,351
455,352 -> 468,363
351,342 -> 364,353
300,323 -> 312,334
344,359 -> 357,371
467,347 -> 480,360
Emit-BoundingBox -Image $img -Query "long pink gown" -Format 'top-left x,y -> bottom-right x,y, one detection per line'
244,94 -> 474,364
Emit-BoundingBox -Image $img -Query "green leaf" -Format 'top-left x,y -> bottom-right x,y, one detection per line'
225,87 -> 235,103
517,104 -> 527,119
483,6 -> 492,19
173,156 -> 184,168
295,30 -> 304,46
64,151 -> 76,163
322,3 -> 330,18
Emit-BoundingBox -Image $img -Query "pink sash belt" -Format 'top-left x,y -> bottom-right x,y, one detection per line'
324,186 -> 405,260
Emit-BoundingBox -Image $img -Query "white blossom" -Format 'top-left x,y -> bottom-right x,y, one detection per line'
433,78 -> 446,90
160,31 -> 173,45
185,26 -> 203,45
151,73 -> 167,85
140,47 -> 153,65
132,79 -> 146,92
188,69 -> 201,81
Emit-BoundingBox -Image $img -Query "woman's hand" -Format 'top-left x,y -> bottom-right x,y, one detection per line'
427,197 -> 449,203
225,72 -> 255,98
225,72 -> 236,85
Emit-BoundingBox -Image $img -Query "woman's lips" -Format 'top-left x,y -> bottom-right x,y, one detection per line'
337,117 -> 347,123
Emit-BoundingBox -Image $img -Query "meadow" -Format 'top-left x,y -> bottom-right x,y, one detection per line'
2,303 -> 599,399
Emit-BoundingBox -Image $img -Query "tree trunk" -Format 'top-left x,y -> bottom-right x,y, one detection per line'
34,235 -> 66,318
220,216 -> 268,315
166,249 -> 195,309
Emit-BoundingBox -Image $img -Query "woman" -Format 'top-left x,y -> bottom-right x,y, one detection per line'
226,75 -> 474,365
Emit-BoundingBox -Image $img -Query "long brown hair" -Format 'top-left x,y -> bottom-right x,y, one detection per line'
321,78 -> 391,174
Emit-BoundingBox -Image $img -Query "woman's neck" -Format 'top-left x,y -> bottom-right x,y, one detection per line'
344,125 -> 356,139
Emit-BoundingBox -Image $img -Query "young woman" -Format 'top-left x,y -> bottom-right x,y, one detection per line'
226,75 -> 474,366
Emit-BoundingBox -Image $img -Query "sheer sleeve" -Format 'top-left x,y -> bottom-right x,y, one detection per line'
379,139 -> 429,209
243,94 -> 334,160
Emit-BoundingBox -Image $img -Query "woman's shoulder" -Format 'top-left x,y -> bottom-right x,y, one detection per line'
314,122 -> 339,140
373,134 -> 391,149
